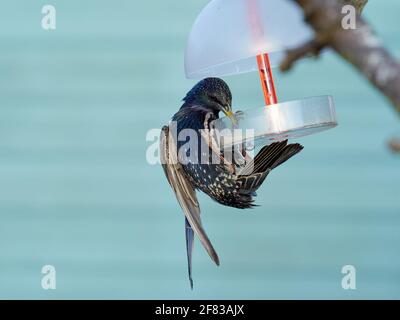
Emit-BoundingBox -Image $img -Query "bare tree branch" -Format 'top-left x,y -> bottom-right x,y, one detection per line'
280,0 -> 367,72
351,0 -> 368,13
388,138 -> 400,154
281,0 -> 400,115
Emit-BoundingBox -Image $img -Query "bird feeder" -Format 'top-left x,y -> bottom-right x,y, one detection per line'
185,0 -> 337,148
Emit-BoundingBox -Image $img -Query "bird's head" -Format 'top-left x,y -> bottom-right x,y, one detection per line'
183,78 -> 236,123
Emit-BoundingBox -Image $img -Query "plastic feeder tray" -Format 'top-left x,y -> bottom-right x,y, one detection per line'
212,96 -> 336,149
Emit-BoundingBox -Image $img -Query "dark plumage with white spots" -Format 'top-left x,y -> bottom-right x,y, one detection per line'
160,78 -> 303,288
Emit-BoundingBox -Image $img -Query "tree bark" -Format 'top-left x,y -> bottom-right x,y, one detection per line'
281,0 -> 400,115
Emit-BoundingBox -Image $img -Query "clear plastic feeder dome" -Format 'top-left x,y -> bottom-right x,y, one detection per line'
185,0 -> 314,78
185,0 -> 338,148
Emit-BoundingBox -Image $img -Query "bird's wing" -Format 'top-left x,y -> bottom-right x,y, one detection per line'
160,125 -> 220,266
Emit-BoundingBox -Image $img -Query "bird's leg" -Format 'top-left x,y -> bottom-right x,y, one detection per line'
233,110 -> 245,125
229,110 -> 253,169
233,143 -> 246,168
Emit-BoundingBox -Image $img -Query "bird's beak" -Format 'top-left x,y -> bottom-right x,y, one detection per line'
222,108 -> 238,126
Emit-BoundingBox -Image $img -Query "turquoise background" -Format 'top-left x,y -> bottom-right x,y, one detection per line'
0,1 -> 399,299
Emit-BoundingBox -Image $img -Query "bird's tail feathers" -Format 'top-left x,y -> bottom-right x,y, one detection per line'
269,142 -> 304,170
185,218 -> 194,290
240,140 -> 303,176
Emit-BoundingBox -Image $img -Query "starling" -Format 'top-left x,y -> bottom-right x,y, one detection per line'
160,77 -> 303,288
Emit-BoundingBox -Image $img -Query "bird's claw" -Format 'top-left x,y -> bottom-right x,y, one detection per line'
231,110 -> 244,128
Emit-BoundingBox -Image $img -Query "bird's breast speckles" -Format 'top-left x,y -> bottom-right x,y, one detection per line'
182,162 -> 238,204
172,96 -> 257,208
